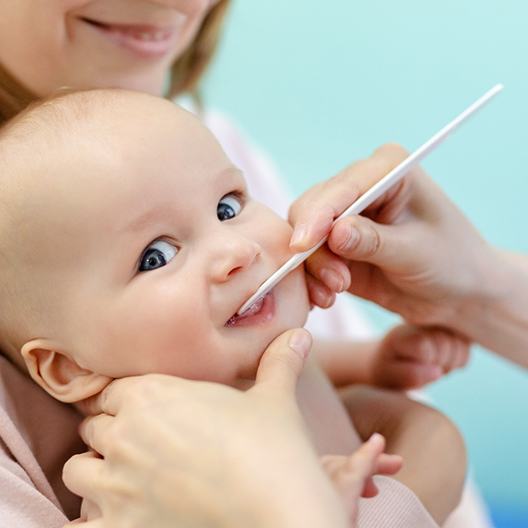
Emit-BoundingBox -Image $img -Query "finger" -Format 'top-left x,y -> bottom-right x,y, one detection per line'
328,214 -> 411,270
253,328 -> 313,395
431,331 -> 453,371
455,340 -> 471,368
305,273 -> 336,309
84,376 -> 152,415
289,145 -> 408,250
334,434 -> 386,503
305,246 -> 351,293
79,414 -> 115,455
80,498 -> 102,521
62,452 -> 104,504
392,327 -> 438,365
289,203 -> 335,251
378,361 -> 443,389
64,521 -> 104,528
361,477 -> 379,498
442,335 -> 461,374
375,453 -> 403,476
320,455 -> 347,479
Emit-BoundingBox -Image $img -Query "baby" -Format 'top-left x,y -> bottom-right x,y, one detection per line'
0,89 -> 465,525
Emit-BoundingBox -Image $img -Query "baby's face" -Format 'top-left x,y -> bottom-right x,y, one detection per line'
17,93 -> 309,388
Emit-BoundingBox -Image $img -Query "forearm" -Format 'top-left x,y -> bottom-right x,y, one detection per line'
313,338 -> 376,387
452,249 -> 528,367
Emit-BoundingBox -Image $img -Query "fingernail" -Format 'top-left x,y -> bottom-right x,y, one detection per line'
337,224 -> 359,251
368,432 -> 384,445
312,283 -> 334,308
290,223 -> 308,248
289,330 -> 312,359
320,268 -> 344,292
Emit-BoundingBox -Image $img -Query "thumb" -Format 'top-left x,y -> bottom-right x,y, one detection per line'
253,328 -> 312,395
328,214 -> 407,268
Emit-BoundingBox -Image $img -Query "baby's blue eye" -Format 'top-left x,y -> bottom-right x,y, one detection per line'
217,194 -> 242,221
139,240 -> 177,272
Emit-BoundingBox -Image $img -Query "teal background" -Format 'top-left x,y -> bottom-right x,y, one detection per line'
202,1 -> 527,525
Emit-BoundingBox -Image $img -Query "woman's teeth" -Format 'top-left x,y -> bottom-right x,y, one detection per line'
114,27 -> 172,42
82,18 -> 173,43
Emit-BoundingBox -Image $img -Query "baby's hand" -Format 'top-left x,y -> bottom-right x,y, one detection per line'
321,433 -> 402,525
371,324 -> 470,390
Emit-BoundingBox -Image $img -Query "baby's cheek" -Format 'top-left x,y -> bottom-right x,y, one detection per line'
264,216 -> 293,259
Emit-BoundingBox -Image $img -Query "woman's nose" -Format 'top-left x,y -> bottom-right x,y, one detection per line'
208,234 -> 261,283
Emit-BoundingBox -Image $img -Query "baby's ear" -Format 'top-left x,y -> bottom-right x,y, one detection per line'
20,339 -> 111,403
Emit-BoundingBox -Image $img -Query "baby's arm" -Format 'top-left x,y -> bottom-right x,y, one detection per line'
314,324 -> 469,390
339,385 -> 467,525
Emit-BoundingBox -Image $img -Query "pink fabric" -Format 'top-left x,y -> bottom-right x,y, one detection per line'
0,355 -> 83,526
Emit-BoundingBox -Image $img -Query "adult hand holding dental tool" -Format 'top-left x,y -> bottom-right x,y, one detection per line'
63,329 -> 395,528
289,143 -> 528,368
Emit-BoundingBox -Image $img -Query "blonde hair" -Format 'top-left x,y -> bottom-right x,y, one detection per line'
0,0 -> 230,125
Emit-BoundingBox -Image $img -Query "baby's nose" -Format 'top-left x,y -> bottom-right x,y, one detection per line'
208,236 -> 261,283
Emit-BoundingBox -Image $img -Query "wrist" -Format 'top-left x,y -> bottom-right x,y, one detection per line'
448,247 -> 528,364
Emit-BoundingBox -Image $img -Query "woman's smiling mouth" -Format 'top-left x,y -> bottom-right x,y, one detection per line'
225,292 -> 275,328
80,17 -> 177,58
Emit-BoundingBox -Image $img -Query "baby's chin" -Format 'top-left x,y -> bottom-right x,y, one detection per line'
233,319 -> 310,387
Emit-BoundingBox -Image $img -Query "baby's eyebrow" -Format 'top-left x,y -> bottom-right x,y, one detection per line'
124,206 -> 170,234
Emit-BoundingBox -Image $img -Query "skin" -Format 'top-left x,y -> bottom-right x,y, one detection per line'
0,90 -> 310,399
0,0 -> 219,96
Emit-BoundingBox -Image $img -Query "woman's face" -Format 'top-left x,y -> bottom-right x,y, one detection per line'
0,0 -> 217,96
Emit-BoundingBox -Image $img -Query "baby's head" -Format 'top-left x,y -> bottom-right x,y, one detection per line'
0,89 -> 309,403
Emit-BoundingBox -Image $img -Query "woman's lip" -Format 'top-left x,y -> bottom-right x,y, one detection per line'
79,17 -> 177,59
225,293 -> 275,328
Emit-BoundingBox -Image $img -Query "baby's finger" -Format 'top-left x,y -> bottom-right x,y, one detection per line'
63,521 -> 104,528
379,361 -> 443,389
455,340 -> 471,369
390,326 -> 437,364
305,246 -> 351,293
361,476 -> 379,498
375,453 -> 403,476
431,330 -> 457,371
320,454 -> 347,479
305,273 -> 336,309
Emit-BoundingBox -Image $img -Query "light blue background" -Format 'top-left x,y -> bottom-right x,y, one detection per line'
203,1 -> 527,525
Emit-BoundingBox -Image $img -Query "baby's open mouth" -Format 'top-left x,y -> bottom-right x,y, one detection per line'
225,292 -> 274,327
